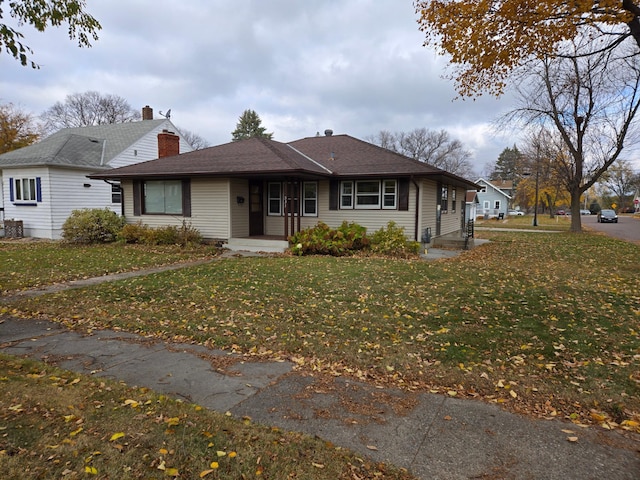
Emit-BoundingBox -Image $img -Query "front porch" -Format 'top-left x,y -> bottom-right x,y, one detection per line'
224,236 -> 289,253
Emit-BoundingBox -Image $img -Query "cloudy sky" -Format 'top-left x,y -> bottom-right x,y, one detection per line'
2,0 -> 518,177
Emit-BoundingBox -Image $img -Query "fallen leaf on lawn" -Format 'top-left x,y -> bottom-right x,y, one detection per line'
109,432 -> 125,442
165,467 -> 179,476
209,461 -> 219,469
200,470 -> 214,478
561,429 -> 575,434
366,445 -> 378,450
509,390 -> 518,398
567,437 -> 578,442
84,466 -> 97,475
312,462 -> 325,468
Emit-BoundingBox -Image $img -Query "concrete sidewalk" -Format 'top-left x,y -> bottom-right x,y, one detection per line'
1,315 -> 638,479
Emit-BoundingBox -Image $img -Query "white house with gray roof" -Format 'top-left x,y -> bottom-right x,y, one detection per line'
0,106 -> 192,239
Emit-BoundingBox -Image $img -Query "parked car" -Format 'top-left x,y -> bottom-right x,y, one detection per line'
508,209 -> 524,216
579,209 -> 591,215
597,209 -> 618,223
555,209 -> 566,215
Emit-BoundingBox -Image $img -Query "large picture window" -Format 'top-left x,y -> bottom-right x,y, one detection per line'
144,180 -> 183,214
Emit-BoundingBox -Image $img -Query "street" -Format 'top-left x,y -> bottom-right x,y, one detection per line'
580,213 -> 640,243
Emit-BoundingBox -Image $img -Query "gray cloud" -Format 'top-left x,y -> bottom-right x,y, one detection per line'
2,0 -> 518,175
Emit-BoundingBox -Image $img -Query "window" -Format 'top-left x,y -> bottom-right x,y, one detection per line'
338,179 -> 401,210
441,185 -> 449,212
10,177 -> 41,203
382,180 -> 397,209
483,200 -> 490,209
340,181 -> 353,208
111,183 -> 121,204
356,181 -> 380,208
494,200 -> 501,210
303,182 -> 317,216
143,180 -> 183,214
451,189 -> 456,213
268,182 -> 281,215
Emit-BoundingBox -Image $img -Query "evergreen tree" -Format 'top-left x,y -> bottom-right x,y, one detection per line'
231,109 -> 273,141
490,145 -> 522,181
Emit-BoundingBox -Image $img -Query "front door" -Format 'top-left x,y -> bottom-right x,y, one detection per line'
249,181 -> 264,236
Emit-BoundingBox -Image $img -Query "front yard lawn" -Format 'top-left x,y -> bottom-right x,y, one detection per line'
0,241 -> 219,294
2,232 -> 639,431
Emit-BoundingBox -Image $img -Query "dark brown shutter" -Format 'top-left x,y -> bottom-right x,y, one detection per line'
133,180 -> 142,216
182,179 -> 191,217
398,178 -> 409,211
329,179 -> 339,210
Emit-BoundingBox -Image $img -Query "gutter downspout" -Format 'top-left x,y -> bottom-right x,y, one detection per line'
411,177 -> 419,241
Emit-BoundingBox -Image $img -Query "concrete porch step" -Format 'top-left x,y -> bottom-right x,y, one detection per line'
225,238 -> 289,253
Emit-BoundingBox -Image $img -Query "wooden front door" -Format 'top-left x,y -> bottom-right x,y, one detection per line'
249,181 -> 264,236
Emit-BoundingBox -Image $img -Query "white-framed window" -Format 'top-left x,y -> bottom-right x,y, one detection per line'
340,181 -> 353,208
12,177 -> 38,202
303,182 -> 318,216
339,179 -> 399,209
483,200 -> 490,209
382,180 -> 397,209
355,180 -> 381,209
451,189 -> 457,213
494,200 -> 501,210
111,182 -> 121,204
441,185 -> 449,212
143,180 -> 182,214
268,182 -> 281,215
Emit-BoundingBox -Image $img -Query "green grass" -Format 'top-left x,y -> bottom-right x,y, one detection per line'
0,355 -> 413,479
475,213 -> 573,230
0,241 -> 219,293
3,232 -> 639,432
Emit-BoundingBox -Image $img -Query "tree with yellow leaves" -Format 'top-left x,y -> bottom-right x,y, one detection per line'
415,0 -> 640,97
0,102 -> 40,154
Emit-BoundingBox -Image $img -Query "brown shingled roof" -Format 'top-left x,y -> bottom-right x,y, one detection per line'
90,134 -> 479,190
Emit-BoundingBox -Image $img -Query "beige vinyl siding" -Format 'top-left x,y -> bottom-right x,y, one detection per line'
229,179 -> 249,237
419,178 -> 437,239
439,185 -> 464,236
318,180 -> 416,238
122,178 -> 231,240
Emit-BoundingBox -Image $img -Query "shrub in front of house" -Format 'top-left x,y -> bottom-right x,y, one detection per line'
289,221 -> 369,256
369,221 -> 420,258
62,208 -> 126,244
119,221 -> 202,246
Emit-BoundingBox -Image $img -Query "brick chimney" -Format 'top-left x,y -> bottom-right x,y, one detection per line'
158,129 -> 180,158
142,105 -> 153,120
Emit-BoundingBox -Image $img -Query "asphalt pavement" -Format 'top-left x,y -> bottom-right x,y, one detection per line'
1,250 -> 639,479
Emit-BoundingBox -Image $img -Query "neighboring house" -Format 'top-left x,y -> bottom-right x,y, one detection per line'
474,178 -> 511,219
0,106 -> 192,239
89,130 -> 479,251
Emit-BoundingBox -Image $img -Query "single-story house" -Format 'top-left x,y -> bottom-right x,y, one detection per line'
474,178 -> 511,219
89,130 -> 480,252
0,106 -> 192,239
